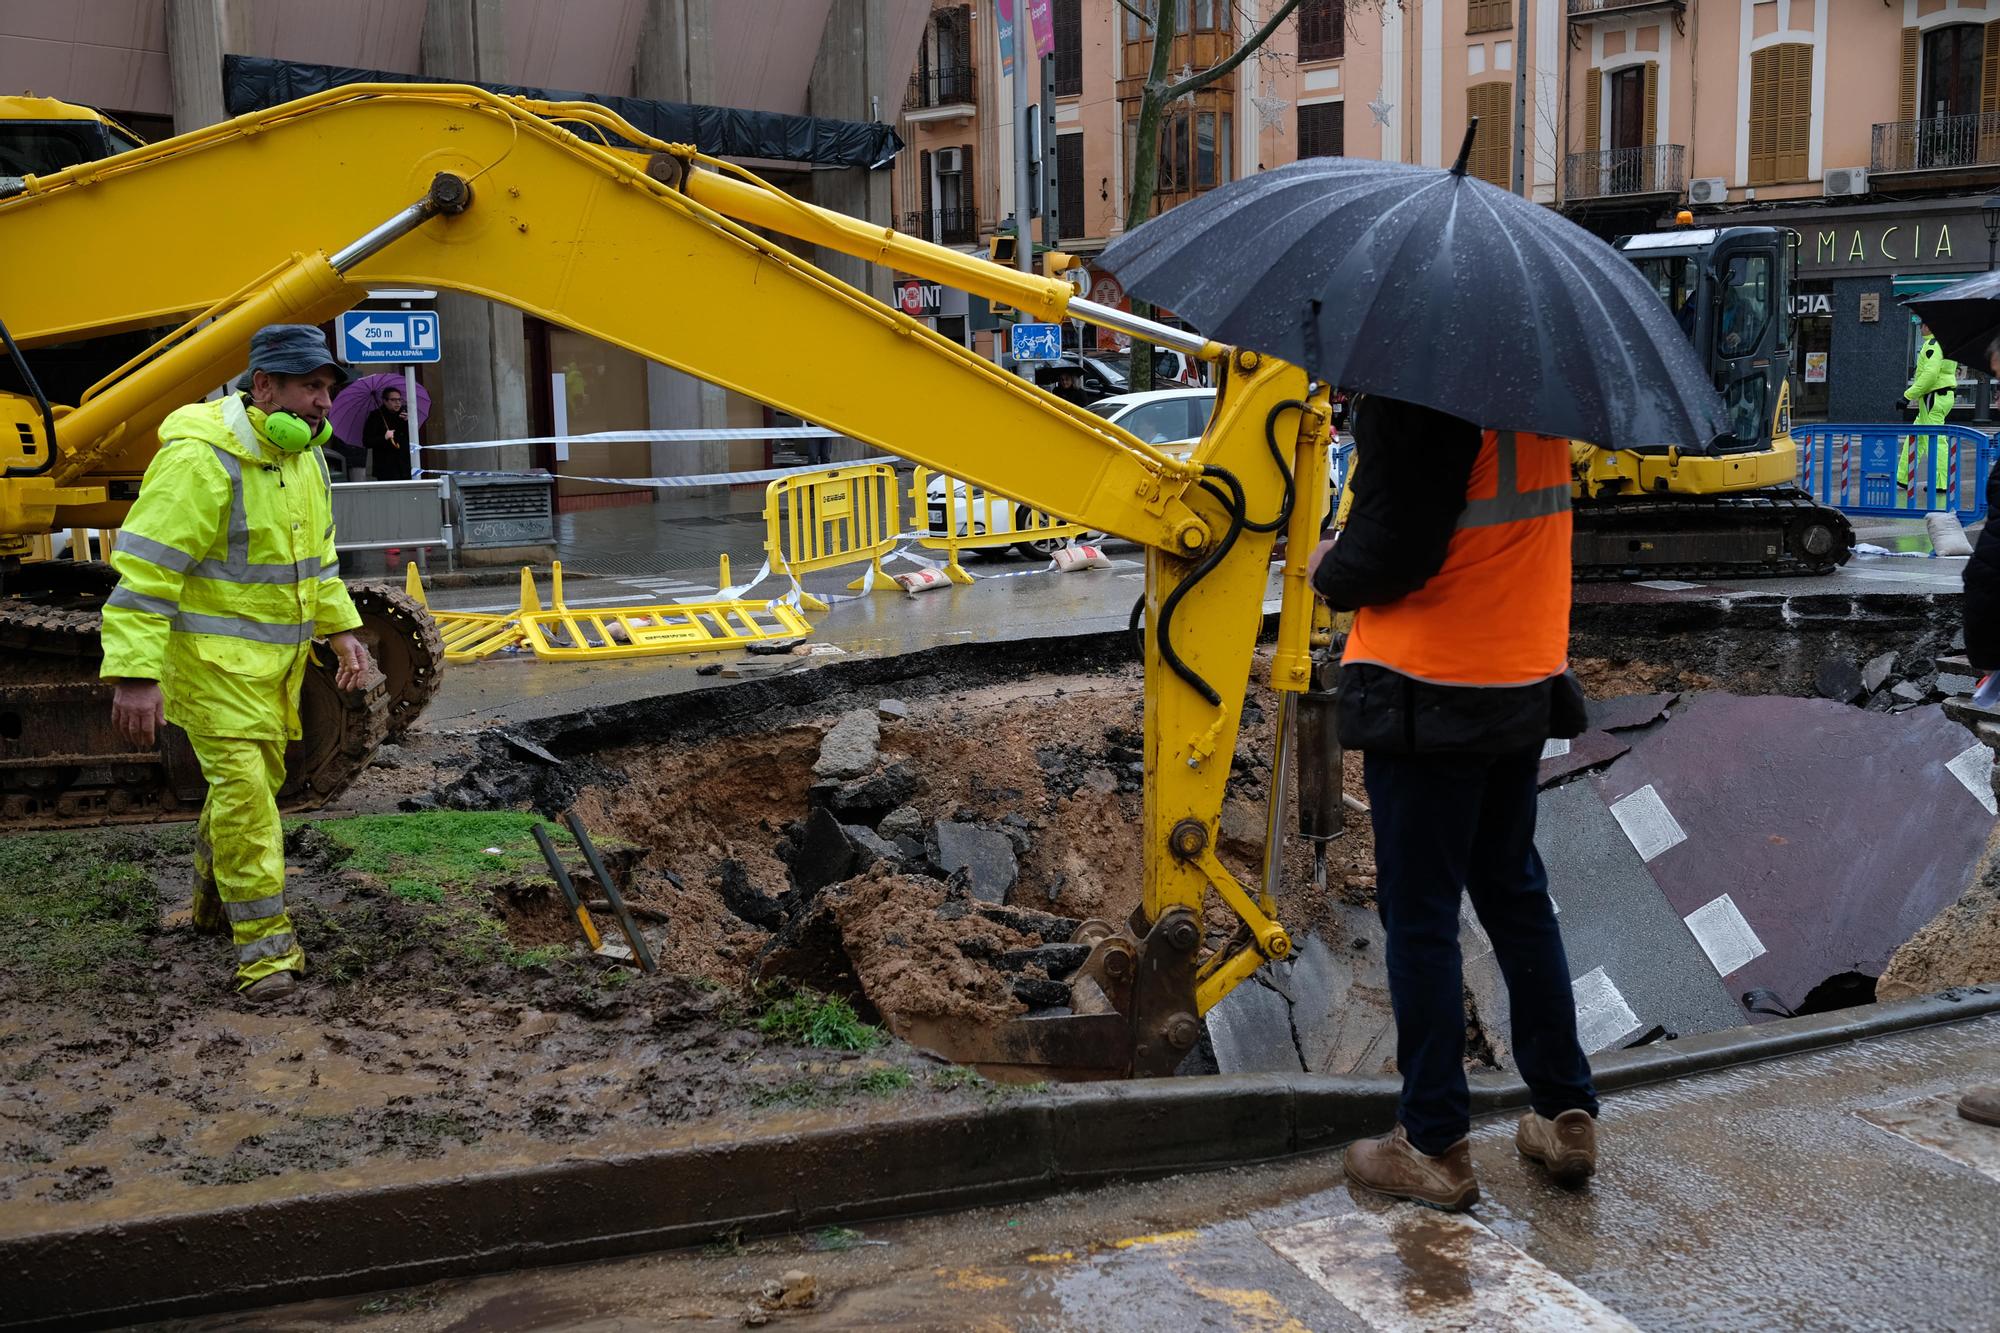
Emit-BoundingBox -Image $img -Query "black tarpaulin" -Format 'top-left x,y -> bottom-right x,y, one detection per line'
222,54 -> 903,170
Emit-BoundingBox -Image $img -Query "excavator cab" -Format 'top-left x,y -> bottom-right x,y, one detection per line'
1620,225 -> 1791,455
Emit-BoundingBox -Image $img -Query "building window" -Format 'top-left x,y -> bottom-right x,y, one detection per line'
1298,0 -> 1345,62
1465,81 -> 1512,187
1467,1 -> 1511,36
912,145 -> 976,246
1057,131 -> 1086,239
1298,101 -> 1344,158
1748,43 -> 1812,185
1125,95 -> 1233,209
1053,0 -> 1082,97
1922,22 -> 1984,120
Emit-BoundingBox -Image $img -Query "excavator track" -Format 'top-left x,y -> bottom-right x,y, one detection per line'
0,562 -> 441,829
1573,486 -> 1856,583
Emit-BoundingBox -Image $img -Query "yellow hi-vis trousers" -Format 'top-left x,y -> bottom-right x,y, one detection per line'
188,733 -> 303,988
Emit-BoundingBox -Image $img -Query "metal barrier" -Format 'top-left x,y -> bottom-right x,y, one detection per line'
518,562 -> 812,661
762,463 -> 904,610
404,562 -> 529,662
1795,424 -> 1991,522
332,479 -> 447,552
907,466 -> 1092,584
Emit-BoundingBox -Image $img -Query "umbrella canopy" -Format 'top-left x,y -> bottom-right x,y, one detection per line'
1905,271 -> 2000,368
1097,131 -> 1730,450
330,373 -> 431,448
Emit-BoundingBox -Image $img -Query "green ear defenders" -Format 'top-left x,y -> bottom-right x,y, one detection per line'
261,410 -> 332,452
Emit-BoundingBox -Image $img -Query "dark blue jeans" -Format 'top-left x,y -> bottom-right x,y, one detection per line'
1363,746 -> 1599,1155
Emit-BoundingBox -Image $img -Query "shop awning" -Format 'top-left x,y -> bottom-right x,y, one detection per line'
222,54 -> 903,170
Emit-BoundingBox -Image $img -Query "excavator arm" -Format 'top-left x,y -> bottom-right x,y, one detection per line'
0,85 -> 1334,1076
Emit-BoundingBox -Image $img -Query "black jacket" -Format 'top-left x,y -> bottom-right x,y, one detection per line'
1967,469 -> 2000,671
1312,396 -> 1583,755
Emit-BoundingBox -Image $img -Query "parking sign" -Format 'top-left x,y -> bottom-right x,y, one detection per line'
337,310 -> 442,364
1009,322 -> 1062,364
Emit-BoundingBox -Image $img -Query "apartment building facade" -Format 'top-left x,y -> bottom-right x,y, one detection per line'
894,0 -> 2000,422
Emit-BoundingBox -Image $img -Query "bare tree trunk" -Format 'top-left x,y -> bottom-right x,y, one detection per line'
1119,0 -> 1307,394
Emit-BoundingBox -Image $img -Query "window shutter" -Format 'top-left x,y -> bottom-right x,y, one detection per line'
1584,67 -> 1601,154
1901,28 -> 1920,124
1643,62 -> 1658,147
920,148 -> 933,234
1778,45 -> 1812,181
1749,47 -> 1776,185
1984,21 -> 2000,115
1466,83 -> 1511,186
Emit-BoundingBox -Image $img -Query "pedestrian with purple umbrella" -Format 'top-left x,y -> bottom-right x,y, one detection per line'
329,373 -> 432,483
364,385 -> 413,481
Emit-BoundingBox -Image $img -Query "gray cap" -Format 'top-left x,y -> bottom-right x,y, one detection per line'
248,324 -> 344,379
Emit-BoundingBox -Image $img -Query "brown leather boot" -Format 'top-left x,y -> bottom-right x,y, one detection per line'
1343,1125 -> 1479,1211
1516,1109 -> 1597,1186
241,970 -> 299,1004
1958,1087 -> 2000,1127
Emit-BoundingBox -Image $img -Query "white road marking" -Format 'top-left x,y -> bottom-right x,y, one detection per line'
1634,579 -> 1703,591
1540,738 -> 1571,760
1607,784 -> 1688,862
1571,966 -> 1642,1054
1265,1210 -> 1639,1331
1947,744 -> 1999,816
1861,1095 -> 2000,1185
1683,893 -> 1767,978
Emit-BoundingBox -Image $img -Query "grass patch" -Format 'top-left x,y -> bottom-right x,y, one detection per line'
756,990 -> 884,1052
310,812 -> 591,974
0,830 -> 167,995
813,1226 -> 865,1252
854,1067 -> 913,1097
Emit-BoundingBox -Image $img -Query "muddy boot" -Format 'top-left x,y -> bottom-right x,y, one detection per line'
1958,1087 -> 2000,1127
241,970 -> 299,1005
1516,1109 -> 1597,1186
1343,1125 -> 1479,1212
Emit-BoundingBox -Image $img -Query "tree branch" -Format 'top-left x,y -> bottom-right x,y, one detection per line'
1162,0 -> 1310,101
1113,0 -> 1154,29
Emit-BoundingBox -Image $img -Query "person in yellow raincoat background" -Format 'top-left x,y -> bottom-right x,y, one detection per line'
1902,320 -> 1958,506
101,325 -> 376,1002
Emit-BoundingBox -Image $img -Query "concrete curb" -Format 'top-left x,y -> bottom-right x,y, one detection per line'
7,986 -> 1996,1329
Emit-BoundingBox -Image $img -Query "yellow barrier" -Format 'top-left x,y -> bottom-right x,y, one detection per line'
407,562 -> 531,662
518,562 -> 812,661
762,463 -> 903,610
908,466 -> 1091,584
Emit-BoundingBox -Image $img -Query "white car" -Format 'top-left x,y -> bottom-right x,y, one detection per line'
923,389 -> 1218,558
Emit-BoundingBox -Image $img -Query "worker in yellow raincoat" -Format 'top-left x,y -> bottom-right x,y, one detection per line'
1902,321 -> 1958,506
101,325 -> 376,1002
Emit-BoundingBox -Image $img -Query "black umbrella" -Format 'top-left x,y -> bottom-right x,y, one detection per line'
1905,271 -> 2000,368
1098,123 -> 1730,450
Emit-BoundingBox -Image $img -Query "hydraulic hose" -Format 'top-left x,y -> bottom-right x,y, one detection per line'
1239,398 -> 1310,535
0,313 -> 57,478
1154,463 -> 1248,707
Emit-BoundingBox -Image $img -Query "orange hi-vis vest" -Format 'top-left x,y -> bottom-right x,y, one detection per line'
1343,429 -> 1572,687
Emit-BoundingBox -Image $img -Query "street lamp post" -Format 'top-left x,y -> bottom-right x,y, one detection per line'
1980,196 -> 2000,424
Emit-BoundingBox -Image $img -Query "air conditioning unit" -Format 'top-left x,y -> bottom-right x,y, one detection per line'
1688,178 -> 1728,206
1825,167 -> 1870,198
935,147 -> 963,174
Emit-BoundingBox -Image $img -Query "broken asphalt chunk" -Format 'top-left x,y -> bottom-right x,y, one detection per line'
933,822 -> 1019,903
813,709 -> 881,779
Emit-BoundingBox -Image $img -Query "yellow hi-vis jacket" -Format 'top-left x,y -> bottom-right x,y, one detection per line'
100,394 -> 362,741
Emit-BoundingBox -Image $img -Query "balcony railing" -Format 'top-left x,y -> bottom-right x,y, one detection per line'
1567,0 -> 1685,17
1565,144 -> 1685,201
905,63 -> 976,113
1872,111 -> 2000,173
901,206 -> 979,247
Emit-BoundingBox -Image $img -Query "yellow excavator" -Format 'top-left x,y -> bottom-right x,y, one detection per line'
1571,219 -> 1854,578
0,83 -> 1338,1077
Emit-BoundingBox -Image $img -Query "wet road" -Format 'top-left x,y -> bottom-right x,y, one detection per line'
184,1013 -> 2000,1332
405,514 -> 1969,732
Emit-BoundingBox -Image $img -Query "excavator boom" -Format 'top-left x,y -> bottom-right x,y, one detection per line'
0,84 -> 1333,1075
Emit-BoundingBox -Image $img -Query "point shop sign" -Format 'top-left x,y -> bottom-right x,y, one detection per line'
895,279 -> 945,318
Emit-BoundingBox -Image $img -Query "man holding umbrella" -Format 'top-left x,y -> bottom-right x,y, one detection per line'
1099,119 -> 1736,1210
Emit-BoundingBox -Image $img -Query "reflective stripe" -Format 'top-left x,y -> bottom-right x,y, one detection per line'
106,585 -> 180,619
224,892 -> 288,924
238,932 -> 297,964
115,532 -> 197,574
1456,432 -> 1571,531
319,559 -> 341,580
196,440 -> 327,584
175,610 -> 315,644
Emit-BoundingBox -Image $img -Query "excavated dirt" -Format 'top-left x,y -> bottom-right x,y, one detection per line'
1882,822 -> 2000,1000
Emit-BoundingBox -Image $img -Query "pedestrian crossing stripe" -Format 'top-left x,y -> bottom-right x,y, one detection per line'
1264,1209 -> 1638,1331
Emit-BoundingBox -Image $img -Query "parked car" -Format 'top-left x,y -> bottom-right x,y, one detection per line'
923,389 -> 1218,559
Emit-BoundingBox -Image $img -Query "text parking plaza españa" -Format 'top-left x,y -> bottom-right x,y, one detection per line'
337,310 -> 442,364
